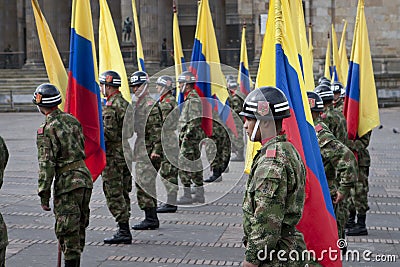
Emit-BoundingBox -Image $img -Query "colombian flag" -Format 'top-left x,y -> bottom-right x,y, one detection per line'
31,0 -> 68,111
99,0 -> 131,102
237,24 -> 251,96
331,24 -> 342,83
132,0 -> 145,71
189,0 -> 237,137
339,20 -> 349,87
65,0 -> 106,181
257,0 -> 341,265
344,0 -> 380,140
173,3 -> 187,103
324,35 -> 332,80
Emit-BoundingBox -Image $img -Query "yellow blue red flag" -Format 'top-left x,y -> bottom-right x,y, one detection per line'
339,20 -> 349,87
99,0 -> 131,102
65,0 -> 106,181
344,0 -> 380,139
31,0 -> 68,111
189,0 -> 237,137
131,0 -> 145,71
237,23 -> 251,96
173,3 -> 187,103
331,24 -> 342,83
324,35 -> 332,79
256,0 -> 341,265
308,25 -> 314,74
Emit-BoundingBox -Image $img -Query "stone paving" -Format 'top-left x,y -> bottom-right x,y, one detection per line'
0,108 -> 399,266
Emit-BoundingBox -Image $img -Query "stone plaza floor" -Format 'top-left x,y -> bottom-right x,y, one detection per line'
0,108 -> 399,266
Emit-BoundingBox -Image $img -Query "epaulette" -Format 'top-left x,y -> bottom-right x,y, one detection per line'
315,124 -> 323,132
266,149 -> 276,158
320,113 -> 327,119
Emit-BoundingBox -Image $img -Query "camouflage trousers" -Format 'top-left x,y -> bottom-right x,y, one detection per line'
135,159 -> 160,209
348,166 -> 370,215
178,135 -> 204,187
334,201 -> 347,240
205,123 -> 231,171
54,188 -> 92,261
0,212 -> 6,267
159,159 -> 178,194
231,117 -> 245,155
102,160 -> 132,223
0,247 -> 4,267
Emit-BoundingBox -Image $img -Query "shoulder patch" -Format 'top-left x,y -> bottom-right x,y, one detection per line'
320,113 -> 327,119
165,98 -> 171,103
266,149 -> 276,158
315,124 -> 323,132
147,100 -> 154,106
106,101 -> 112,106
37,127 -> 44,135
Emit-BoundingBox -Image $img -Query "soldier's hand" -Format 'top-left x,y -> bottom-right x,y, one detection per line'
41,204 -> 51,211
150,153 -> 160,160
333,192 -> 345,204
243,260 -> 258,267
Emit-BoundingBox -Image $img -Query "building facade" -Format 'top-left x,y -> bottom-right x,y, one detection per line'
1,0 -> 399,76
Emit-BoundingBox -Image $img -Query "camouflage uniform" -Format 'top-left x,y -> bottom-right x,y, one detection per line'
157,91 -> 179,195
347,131 -> 371,215
320,105 -> 348,145
36,109 -> 93,261
243,134 -> 307,266
314,120 -> 357,240
134,94 -> 162,209
102,91 -> 133,223
0,136 -> 8,266
230,90 -> 245,155
333,97 -> 344,113
178,89 -> 205,187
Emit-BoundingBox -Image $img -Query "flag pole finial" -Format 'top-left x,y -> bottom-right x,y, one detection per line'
173,0 -> 177,13
243,20 -> 247,28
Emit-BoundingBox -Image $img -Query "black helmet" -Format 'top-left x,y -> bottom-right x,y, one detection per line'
129,71 -> 148,86
331,81 -> 343,94
227,81 -> 238,89
32,83 -> 62,107
240,86 -> 290,120
99,70 -> 121,87
320,80 -> 331,88
156,75 -> 173,88
314,84 -> 334,102
318,76 -> 330,84
177,71 -> 196,84
306,91 -> 324,113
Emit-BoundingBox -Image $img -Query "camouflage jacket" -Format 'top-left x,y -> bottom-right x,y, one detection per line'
0,136 -> 8,249
103,91 -> 133,162
314,121 -> 356,197
231,90 -> 246,115
133,93 -> 162,161
36,109 -> 93,205
333,97 -> 344,113
243,134 -> 306,265
178,89 -> 203,140
320,105 -> 348,145
347,131 -> 371,167
158,91 -> 179,154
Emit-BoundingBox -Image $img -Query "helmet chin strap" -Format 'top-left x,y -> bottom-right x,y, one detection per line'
137,83 -> 148,98
250,119 -> 260,142
180,83 -> 187,93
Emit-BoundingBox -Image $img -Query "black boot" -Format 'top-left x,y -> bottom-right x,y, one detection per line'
204,169 -> 222,183
177,187 -> 193,204
192,186 -> 205,203
157,192 -> 177,213
65,258 -> 79,267
347,214 -> 368,236
345,210 -> 356,230
104,222 -> 132,244
132,208 -> 159,230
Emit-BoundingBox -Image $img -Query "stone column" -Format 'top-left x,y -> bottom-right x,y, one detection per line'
24,0 -> 43,68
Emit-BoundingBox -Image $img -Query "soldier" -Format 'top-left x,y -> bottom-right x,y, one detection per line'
176,71 -> 206,204
346,131 -> 372,236
307,91 -> 357,246
318,76 -> 330,85
99,71 -> 133,244
0,136 -> 8,267
332,81 -> 344,113
228,81 -> 245,162
129,71 -> 163,230
315,84 -> 348,145
33,83 -> 93,267
154,75 -> 180,213
240,86 -> 307,267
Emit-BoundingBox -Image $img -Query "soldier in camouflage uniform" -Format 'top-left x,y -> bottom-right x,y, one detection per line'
240,87 -> 307,267
332,81 -> 344,113
129,71 -> 163,230
99,71 -> 133,244
307,92 -> 357,245
154,75 -> 180,213
346,131 -> 372,236
228,81 -> 245,162
176,71 -> 206,204
0,136 -> 8,267
315,84 -> 348,145
33,84 -> 93,267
